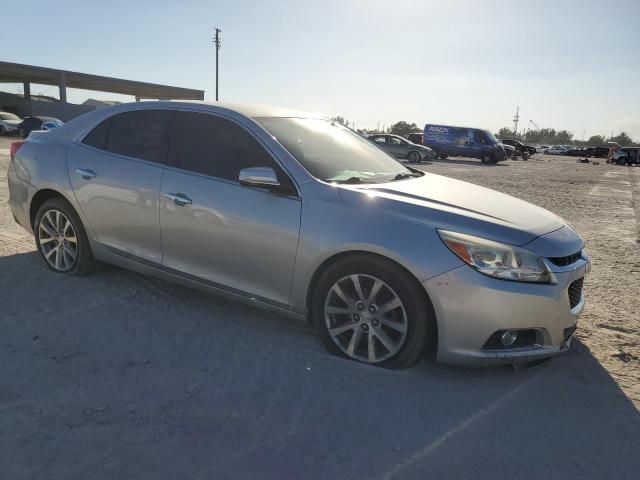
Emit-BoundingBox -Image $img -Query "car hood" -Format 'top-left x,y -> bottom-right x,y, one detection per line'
338,172 -> 567,246
2,119 -> 20,125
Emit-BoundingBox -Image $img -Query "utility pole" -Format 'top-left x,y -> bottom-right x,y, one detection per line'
512,106 -> 520,134
213,28 -> 222,101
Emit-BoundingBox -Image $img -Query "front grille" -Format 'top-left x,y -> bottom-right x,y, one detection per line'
568,278 -> 584,309
548,250 -> 582,267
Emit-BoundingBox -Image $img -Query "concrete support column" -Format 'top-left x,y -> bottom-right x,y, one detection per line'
58,72 -> 67,103
23,82 -> 31,99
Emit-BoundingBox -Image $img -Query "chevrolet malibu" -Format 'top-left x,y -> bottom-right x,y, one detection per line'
8,102 -> 590,369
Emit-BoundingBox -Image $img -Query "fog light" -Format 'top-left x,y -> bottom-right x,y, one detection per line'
500,330 -> 518,347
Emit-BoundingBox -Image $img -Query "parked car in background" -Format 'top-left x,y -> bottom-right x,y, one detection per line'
423,124 -> 508,164
407,132 -> 423,144
8,101 -> 589,369
612,147 -> 640,165
368,134 -> 435,162
501,143 -> 517,159
0,111 -> 21,135
591,146 -> 610,158
19,116 -> 64,137
544,146 -> 569,155
564,147 -> 593,157
500,138 -> 536,158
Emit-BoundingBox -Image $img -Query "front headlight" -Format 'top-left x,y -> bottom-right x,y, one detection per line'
438,230 -> 551,283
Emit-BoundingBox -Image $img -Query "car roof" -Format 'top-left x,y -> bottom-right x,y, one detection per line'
158,100 -> 326,119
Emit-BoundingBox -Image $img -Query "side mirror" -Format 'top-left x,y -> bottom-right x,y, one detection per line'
239,167 -> 281,189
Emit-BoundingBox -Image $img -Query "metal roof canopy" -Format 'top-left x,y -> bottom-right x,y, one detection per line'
0,61 -> 204,100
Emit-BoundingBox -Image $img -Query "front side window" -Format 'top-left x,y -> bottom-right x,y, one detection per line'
105,110 -> 173,164
256,118 -> 411,183
389,136 -> 404,145
370,136 -> 386,144
175,112 -> 294,189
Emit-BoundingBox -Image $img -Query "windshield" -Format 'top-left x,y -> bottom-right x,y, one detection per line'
0,112 -> 20,121
256,117 -> 412,183
485,130 -> 499,144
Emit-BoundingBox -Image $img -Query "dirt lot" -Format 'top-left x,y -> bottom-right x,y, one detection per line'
1,136 -> 638,479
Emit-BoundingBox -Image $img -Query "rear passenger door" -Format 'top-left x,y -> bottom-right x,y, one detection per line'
159,111 -> 301,305
67,109 -> 174,264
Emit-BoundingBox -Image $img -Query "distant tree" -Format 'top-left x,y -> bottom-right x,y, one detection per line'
331,116 -> 348,127
497,127 -> 515,139
388,121 -> 419,137
587,135 -> 605,146
556,130 -> 574,143
609,131 -> 633,146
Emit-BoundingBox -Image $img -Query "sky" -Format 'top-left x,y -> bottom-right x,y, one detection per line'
2,0 -> 639,139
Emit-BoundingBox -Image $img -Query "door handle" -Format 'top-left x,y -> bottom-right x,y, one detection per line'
165,192 -> 192,206
75,168 -> 96,180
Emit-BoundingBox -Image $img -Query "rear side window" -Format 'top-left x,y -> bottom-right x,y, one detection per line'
105,110 -> 173,164
82,119 -> 111,149
175,112 -> 294,190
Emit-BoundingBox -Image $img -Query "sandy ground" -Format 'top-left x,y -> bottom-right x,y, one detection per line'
0,136 -> 638,479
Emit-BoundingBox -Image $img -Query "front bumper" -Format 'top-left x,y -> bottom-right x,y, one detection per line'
424,258 -> 589,366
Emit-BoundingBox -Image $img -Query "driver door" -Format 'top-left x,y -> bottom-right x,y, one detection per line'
159,111 -> 301,306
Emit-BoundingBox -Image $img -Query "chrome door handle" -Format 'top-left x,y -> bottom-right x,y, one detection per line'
165,192 -> 192,206
75,168 -> 96,180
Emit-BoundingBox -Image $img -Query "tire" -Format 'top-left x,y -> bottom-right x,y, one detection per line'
20,128 -> 27,138
311,254 -> 433,369
481,153 -> 494,164
34,198 -> 96,275
439,154 -> 448,159
0,126 -> 5,136
407,151 -> 421,163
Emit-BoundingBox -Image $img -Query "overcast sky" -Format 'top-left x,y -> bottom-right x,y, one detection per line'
2,0 -> 639,139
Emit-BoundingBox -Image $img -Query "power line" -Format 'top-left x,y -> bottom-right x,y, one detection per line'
213,28 -> 222,101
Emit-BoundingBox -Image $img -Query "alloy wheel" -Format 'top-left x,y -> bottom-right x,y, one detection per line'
38,209 -> 78,272
324,274 -> 408,363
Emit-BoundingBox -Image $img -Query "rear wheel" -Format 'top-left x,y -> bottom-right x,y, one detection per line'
439,153 -> 448,159
34,198 -> 96,275
407,151 -> 421,163
311,255 -> 433,369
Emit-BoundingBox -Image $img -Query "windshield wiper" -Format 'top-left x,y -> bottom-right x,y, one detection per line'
332,176 -> 369,184
391,172 -> 421,181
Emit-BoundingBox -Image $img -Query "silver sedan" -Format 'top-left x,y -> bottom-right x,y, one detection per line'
8,102 -> 590,369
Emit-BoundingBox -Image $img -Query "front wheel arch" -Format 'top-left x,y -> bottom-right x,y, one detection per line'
305,252 -> 437,344
308,251 -> 439,366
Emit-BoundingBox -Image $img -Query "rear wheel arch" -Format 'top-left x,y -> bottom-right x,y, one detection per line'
29,189 -> 75,228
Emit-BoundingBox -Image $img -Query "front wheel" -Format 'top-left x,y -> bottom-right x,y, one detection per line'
311,255 -> 433,369
407,151 -> 421,163
481,153 -> 494,164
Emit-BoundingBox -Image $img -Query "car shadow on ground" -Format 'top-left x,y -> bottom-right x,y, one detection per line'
1,251 -> 638,480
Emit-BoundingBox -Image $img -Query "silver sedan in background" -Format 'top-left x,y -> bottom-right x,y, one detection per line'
368,133 -> 435,163
8,101 -> 590,369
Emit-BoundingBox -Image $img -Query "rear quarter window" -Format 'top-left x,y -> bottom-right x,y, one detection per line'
83,119 -> 111,149
105,110 -> 174,164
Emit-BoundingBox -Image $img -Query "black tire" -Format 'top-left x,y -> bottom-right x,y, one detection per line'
34,197 -> 96,275
20,128 -> 27,138
407,151 -> 421,163
0,126 -> 5,136
311,254 -> 434,369
439,154 -> 448,159
481,153 -> 494,164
